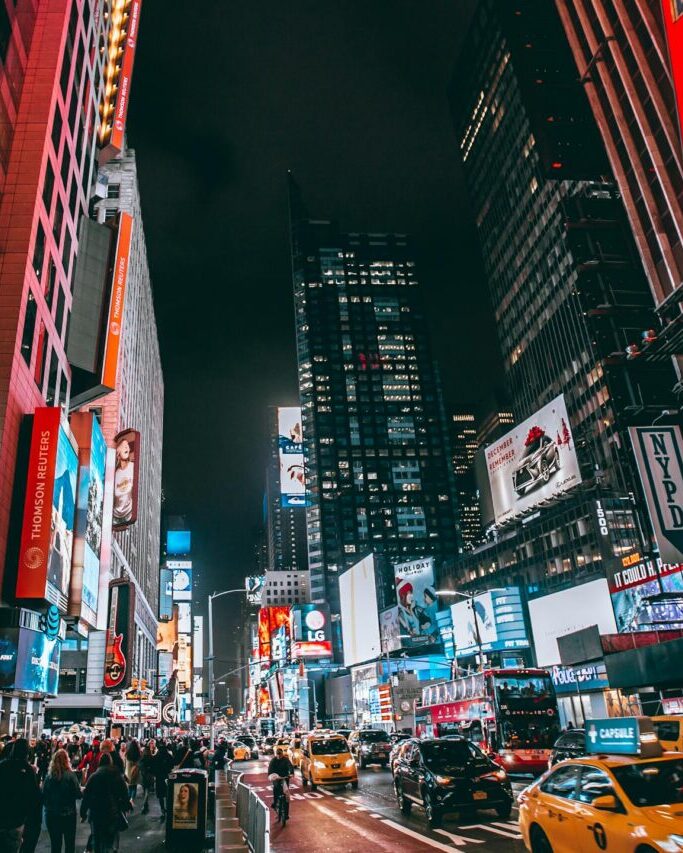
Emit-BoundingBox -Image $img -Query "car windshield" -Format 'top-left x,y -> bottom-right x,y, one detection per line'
421,740 -> 477,772
495,676 -> 553,700
311,738 -> 347,756
612,758 -> 683,807
360,731 -> 389,742
500,717 -> 560,749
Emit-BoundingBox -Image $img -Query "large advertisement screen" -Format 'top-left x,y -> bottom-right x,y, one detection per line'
103,579 -> 135,691
172,569 -> 192,601
178,602 -> 192,634
14,622 -> 61,695
451,587 -> 529,658
167,530 -> 191,555
528,578 -> 617,666
380,606 -> 401,653
340,555 -> 381,667
159,568 -> 173,620
606,555 -> 683,633
257,606 -> 291,663
394,558 -> 439,647
278,407 -> 307,508
484,395 -> 581,525
292,604 -> 332,658
156,605 -> 178,653
112,428 -> 139,529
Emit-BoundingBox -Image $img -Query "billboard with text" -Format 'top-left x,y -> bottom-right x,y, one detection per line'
278,407 -> 308,508
394,557 -> 438,647
292,604 -> 332,658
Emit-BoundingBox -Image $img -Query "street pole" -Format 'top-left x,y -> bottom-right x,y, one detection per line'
207,589 -> 247,751
469,593 -> 484,671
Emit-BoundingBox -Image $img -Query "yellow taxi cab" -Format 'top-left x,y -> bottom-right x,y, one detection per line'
288,735 -> 304,768
300,731 -> 358,791
652,716 -> 683,753
518,716 -> 683,852
231,741 -> 251,761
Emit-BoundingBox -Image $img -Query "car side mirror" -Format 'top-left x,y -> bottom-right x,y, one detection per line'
592,794 -> 619,811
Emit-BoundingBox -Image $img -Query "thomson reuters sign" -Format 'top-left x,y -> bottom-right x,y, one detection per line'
101,212 -> 134,390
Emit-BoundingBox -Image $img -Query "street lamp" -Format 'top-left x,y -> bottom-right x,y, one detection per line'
207,588 -> 247,750
435,589 -> 504,671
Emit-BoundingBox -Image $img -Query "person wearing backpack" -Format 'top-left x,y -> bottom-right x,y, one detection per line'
42,748 -> 82,853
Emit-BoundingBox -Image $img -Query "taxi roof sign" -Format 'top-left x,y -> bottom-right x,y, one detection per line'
585,716 -> 662,759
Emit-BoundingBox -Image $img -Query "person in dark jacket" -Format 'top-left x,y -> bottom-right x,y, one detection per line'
150,741 -> 174,821
138,742 -> 156,815
98,740 -> 124,776
80,754 -> 131,853
42,749 -> 82,853
0,738 -> 41,853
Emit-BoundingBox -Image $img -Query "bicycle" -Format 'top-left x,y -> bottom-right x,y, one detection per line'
269,774 -> 291,826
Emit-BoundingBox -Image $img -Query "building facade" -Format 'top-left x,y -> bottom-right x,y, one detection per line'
451,411 -> 481,551
290,181 -> 459,625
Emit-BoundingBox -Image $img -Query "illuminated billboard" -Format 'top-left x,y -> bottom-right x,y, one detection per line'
606,555 -> 683,633
167,530 -> 191,555
101,213 -> 134,390
379,606 -> 401,653
112,428 -> 139,529
178,602 -> 192,634
193,616 -> 204,671
278,407 -> 308,508
17,409 -> 78,612
246,575 -> 265,605
394,557 -> 438,647
484,394 -> 581,525
0,607 -> 64,696
156,605 -> 178,653
177,634 -> 192,688
292,604 -> 332,658
69,413 -> 106,625
172,568 -> 192,601
340,555 -> 381,667
257,606 -> 291,663
663,0 -> 683,148
159,568 -> 173,619
103,579 -> 136,692
451,587 -> 529,659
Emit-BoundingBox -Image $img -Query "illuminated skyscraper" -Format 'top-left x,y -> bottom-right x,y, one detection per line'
451,411 -> 481,551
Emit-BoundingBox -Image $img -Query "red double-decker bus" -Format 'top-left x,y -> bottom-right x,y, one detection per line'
415,668 -> 560,774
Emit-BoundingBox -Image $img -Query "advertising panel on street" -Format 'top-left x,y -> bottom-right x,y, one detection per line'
662,0 -> 683,148
172,568 -> 192,601
340,555 -> 381,668
103,579 -> 135,691
484,394 -> 581,525
292,604 -> 332,658
629,426 -> 683,564
278,407 -> 308,508
606,553 -> 683,632
111,698 -> 161,724
450,586 -> 529,658
380,606 -> 401,653
69,412 -> 106,625
17,409 -> 78,611
394,557 -> 439,647
167,530 -> 191,555
112,428 -> 139,529
0,607 -> 64,695
528,578 -> 617,666
435,608 -> 455,660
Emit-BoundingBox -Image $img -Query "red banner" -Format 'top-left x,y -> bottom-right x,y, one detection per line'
101,212 -> 133,390
663,0 -> 683,150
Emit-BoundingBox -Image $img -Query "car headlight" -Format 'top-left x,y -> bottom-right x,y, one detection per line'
345,758 -> 355,768
313,761 -> 326,769
435,775 -> 453,785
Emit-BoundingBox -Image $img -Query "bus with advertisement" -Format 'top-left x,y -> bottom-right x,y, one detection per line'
415,668 -> 560,774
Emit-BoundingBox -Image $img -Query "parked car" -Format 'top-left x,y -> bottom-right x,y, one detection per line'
512,431 -> 560,496
347,729 -> 392,768
393,737 -> 513,829
238,734 -> 259,759
548,728 -> 587,768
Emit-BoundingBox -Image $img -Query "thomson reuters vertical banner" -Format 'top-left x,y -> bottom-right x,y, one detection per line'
663,0 -> 683,149
16,408 -> 61,600
110,0 -> 142,155
101,212 -> 133,390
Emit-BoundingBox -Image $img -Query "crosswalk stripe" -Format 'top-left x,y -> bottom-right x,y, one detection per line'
458,823 -> 521,839
381,819 -> 474,852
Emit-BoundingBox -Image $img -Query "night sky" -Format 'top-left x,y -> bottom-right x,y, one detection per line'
127,1 -> 501,610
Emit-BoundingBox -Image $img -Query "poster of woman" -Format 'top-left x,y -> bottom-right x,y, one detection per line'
394,558 -> 439,647
172,782 -> 199,829
113,428 -> 140,528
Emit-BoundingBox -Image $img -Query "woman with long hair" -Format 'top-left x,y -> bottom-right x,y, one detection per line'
42,748 -> 82,853
123,739 -> 141,803
80,753 -> 131,853
138,741 -> 156,815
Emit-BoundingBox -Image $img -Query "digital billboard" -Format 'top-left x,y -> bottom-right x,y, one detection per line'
379,606 -> 401,653
340,555 -> 381,668
606,555 -> 683,633
246,575 -> 265,605
192,616 -> 204,671
178,602 -> 192,634
292,604 -> 333,658
17,409 -> 78,611
528,578 -> 617,666
172,569 -> 192,601
112,428 -> 139,529
69,412 -> 106,625
177,634 -> 192,688
394,557 -> 438,647
451,587 -> 529,658
0,626 -> 19,689
159,568 -> 173,620
257,606 -> 291,663
278,407 -> 308,508
14,621 -> 61,695
167,530 -> 191,555
663,0 -> 683,148
101,213 -> 133,388
156,605 -> 178,653
103,579 -> 135,691
484,394 -> 581,525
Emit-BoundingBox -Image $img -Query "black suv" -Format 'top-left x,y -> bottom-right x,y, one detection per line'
347,729 -> 392,768
548,729 -> 586,768
393,737 -> 513,829
238,734 -> 259,759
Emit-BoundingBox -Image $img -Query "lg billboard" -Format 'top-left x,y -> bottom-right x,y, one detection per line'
484,394 -> 581,525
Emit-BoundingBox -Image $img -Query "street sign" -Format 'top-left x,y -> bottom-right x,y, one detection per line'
585,717 -> 661,757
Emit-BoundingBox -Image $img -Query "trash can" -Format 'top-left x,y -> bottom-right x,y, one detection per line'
165,768 -> 208,851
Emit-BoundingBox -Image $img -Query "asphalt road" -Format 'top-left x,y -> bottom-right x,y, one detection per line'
238,758 -> 530,852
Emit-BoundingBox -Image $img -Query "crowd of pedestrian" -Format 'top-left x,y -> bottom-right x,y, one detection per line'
0,732 -> 216,853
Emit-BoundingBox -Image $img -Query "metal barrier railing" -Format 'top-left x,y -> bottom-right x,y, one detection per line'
236,781 -> 270,853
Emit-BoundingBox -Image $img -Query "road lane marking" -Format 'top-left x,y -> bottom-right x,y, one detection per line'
369,813 -> 383,818
308,802 -> 396,852
434,828 -> 485,846
381,819 -> 476,852
458,823 -> 521,839
492,821 -> 521,830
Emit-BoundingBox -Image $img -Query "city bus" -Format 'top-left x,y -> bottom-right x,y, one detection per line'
415,668 -> 560,774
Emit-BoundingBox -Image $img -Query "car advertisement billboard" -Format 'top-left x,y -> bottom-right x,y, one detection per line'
528,578 -> 617,666
17,409 -> 78,611
484,394 -> 581,525
172,569 -> 192,601
606,554 -> 683,633
451,587 -> 529,658
340,555 -> 381,668
112,428 -> 139,529
69,412 -> 106,625
278,407 -> 308,508
394,557 -> 439,647
103,579 -> 135,691
292,604 -> 333,658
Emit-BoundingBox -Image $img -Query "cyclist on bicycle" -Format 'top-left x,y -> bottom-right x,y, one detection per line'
267,747 -> 294,820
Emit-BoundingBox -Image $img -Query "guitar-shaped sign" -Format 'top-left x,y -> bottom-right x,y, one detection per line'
104,584 -> 127,689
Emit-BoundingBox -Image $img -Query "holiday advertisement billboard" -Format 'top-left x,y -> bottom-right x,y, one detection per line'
103,579 -> 135,691
606,554 -> 683,633
112,428 -> 139,529
69,412 -> 106,625
340,555 -> 381,668
278,407 -> 308,508
17,409 -> 78,611
394,557 -> 439,647
484,394 -> 581,525
292,604 -> 333,658
451,587 -> 529,658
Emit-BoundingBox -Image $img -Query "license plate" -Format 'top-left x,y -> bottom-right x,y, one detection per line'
473,791 -> 487,801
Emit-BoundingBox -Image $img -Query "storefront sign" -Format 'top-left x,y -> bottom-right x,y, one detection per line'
550,663 -> 609,694
586,716 -> 660,757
